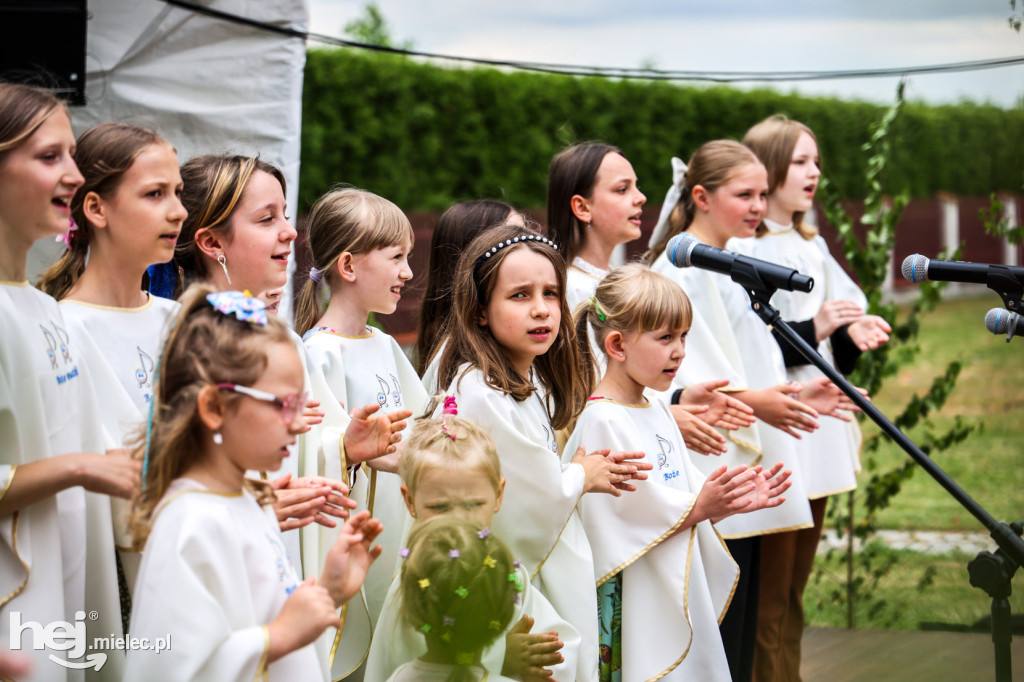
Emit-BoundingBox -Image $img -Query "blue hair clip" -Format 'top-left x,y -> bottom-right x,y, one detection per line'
206,291 -> 268,326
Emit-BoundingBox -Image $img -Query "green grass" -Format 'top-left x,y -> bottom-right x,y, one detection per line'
858,295 -> 1024,531
806,544 -> 1024,630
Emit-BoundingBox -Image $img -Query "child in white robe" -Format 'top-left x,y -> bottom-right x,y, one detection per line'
547,141 -> 755,458
174,156 -> 410,678
35,123 -> 184,595
1,82 -> 138,681
566,263 -> 793,681
387,517 -> 523,682
431,223 -> 654,682
295,188 -> 428,637
647,140 -> 855,682
368,410 -> 573,681
124,287 -> 384,681
735,116 -> 889,682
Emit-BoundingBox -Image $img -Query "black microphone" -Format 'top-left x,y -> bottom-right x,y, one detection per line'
901,254 -> 1024,285
985,308 -> 1024,341
666,233 -> 814,293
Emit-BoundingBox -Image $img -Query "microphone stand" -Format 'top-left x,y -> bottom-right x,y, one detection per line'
729,262 -> 1024,682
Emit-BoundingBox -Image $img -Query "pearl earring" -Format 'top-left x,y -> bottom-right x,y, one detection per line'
216,253 -> 231,284
213,432 -> 223,445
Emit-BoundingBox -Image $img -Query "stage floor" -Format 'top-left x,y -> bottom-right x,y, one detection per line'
801,626 -> 1024,681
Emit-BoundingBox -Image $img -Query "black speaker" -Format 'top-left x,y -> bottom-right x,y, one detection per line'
0,0 -> 88,105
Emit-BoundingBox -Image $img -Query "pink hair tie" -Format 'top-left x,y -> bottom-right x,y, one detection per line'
55,217 -> 78,249
443,396 -> 458,415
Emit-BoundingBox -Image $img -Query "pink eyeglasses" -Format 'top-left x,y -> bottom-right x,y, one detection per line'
216,383 -> 308,425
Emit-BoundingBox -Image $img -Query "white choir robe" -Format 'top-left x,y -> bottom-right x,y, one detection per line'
652,253 -> 813,537
566,398 -> 738,682
124,479 -> 327,681
365,562 -> 579,681
60,295 -> 179,592
303,327 -> 428,669
439,366 -> 596,682
566,258 -> 609,378
728,222 -> 862,498
387,660 -> 518,682
0,283 -> 125,682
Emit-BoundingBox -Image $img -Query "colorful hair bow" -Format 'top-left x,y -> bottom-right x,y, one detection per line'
206,290 -> 268,326
55,217 -> 78,249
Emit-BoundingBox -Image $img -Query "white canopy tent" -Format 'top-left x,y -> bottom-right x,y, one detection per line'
29,0 -> 309,319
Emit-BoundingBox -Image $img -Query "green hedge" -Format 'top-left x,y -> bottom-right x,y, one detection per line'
300,49 -> 1024,212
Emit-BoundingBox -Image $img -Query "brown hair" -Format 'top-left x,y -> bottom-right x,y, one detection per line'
293,187 -> 414,336
414,200 -> 520,375
174,155 -> 286,297
0,82 -> 65,166
399,414 -> 503,497
743,115 -> 819,240
573,263 -> 693,393
398,516 -> 518,680
646,140 -> 762,263
434,224 -> 587,431
37,123 -> 168,299
127,284 -> 291,548
546,142 -> 622,264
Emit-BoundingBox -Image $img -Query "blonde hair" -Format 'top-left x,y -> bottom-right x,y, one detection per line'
127,284 -> 291,548
398,516 -> 518,681
294,188 -> 414,336
174,155 -> 287,297
0,82 -> 64,165
398,415 -> 502,497
646,140 -> 763,263
743,115 -> 820,240
37,123 -> 169,299
574,263 -> 693,392
434,224 -> 588,431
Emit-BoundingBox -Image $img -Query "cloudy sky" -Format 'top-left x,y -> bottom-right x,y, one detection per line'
307,0 -> 1024,107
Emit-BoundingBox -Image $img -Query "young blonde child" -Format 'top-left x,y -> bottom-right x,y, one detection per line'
367,411 -> 575,681
295,188 -> 429,634
547,141 -> 755,458
124,286 -> 384,681
567,263 -> 792,681
737,116 -> 889,682
388,516 -> 522,682
0,82 -> 138,679
433,223 -> 652,681
35,123 -> 185,596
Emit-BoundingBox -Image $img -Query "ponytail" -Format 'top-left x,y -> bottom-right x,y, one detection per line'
37,233 -> 89,299
293,275 -> 324,337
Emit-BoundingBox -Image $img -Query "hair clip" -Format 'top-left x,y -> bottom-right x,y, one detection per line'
309,265 -> 324,284
448,549 -> 460,560
474,234 -> 558,276
590,296 -> 607,322
421,623 -> 431,634
55,217 -> 78,249
206,291 -> 268,326
455,586 -> 469,599
477,527 -> 490,539
455,652 -> 474,665
443,615 -> 456,627
483,555 -> 497,569
441,421 -> 458,441
418,578 -> 431,590
399,547 -> 410,559
443,396 -> 458,415
508,572 -> 524,592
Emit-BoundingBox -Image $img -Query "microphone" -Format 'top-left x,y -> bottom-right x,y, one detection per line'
666,233 -> 814,293
985,308 -> 1024,341
901,254 -> 1024,285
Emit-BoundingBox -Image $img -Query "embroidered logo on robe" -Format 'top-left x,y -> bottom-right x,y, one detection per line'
134,346 -> 155,403
41,324 -> 58,369
54,323 -> 72,364
39,321 -> 80,385
655,434 -> 680,480
375,374 -> 389,407
542,424 -> 557,454
266,532 -> 298,596
389,373 -> 403,407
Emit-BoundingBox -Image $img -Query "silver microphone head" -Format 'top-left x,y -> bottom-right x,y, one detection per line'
986,308 -> 1012,335
666,232 -> 701,268
901,254 -> 930,283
